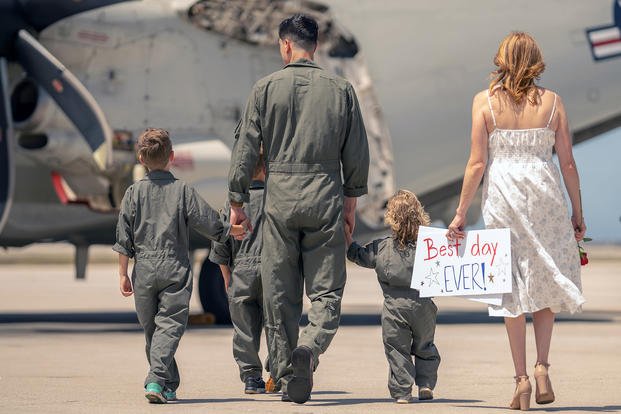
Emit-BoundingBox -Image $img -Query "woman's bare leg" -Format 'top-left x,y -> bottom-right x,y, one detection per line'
532,308 -> 555,364
504,314 -> 527,376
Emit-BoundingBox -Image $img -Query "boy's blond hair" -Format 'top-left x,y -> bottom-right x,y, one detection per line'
137,128 -> 172,170
384,189 -> 430,249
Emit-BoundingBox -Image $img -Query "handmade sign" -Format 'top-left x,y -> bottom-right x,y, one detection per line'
411,226 -> 512,304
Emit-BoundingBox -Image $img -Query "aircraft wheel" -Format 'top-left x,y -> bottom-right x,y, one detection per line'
198,258 -> 231,325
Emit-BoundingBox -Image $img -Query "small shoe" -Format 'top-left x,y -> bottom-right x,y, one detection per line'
163,388 -> 177,401
418,386 -> 434,400
509,375 -> 532,411
395,395 -> 414,404
281,391 -> 291,402
288,346 -> 314,404
265,376 -> 281,393
534,362 -> 555,405
245,377 -> 266,394
145,383 -> 167,404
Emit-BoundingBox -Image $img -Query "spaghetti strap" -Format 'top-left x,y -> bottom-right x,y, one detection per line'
487,91 -> 497,128
546,93 -> 557,128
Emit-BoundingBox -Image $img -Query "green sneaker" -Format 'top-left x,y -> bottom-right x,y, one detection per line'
163,389 -> 177,401
145,383 -> 167,404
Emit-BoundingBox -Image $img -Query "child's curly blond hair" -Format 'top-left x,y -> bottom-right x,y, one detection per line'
384,189 -> 430,249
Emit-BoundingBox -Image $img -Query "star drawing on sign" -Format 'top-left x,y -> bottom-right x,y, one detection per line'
435,260 -> 440,267
496,256 -> 510,278
421,281 -> 424,286
425,267 -> 441,287
488,273 -> 495,283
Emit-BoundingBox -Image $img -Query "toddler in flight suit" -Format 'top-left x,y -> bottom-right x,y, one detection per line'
114,128 -> 247,404
210,152 -> 274,394
345,189 -> 441,404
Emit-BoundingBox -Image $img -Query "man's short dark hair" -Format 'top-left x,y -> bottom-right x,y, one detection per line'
278,14 -> 318,51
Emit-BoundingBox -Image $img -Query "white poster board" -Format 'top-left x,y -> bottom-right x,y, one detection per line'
411,226 -> 512,305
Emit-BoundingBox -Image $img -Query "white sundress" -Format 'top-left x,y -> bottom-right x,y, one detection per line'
482,92 -> 585,317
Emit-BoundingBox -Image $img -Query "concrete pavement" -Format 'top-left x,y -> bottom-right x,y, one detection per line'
1,245 -> 620,413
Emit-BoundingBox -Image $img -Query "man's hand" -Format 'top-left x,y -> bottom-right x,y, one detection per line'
344,222 -> 353,247
120,274 -> 133,297
344,197 -> 357,237
230,205 -> 252,240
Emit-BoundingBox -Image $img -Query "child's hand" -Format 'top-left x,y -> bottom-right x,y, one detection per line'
120,274 -> 133,297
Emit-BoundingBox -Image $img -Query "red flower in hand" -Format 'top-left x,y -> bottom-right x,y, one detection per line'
578,242 -> 589,266
580,250 -> 588,266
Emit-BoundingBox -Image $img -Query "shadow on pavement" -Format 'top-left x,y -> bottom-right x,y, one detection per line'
0,311 -> 614,331
305,397 -> 483,407
455,404 -> 621,412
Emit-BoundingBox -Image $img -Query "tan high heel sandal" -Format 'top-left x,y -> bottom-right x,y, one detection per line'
534,362 -> 555,404
509,375 -> 532,411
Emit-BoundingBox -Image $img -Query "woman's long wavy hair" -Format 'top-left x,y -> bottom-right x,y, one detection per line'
384,190 -> 430,250
489,32 -> 545,105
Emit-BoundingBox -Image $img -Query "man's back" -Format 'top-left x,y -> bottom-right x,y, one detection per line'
256,59 -> 353,165
229,59 -> 368,203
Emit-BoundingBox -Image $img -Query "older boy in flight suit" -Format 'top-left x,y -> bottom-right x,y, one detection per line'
114,128 -> 246,403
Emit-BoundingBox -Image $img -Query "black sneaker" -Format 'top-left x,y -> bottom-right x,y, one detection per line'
244,377 -> 266,394
281,391 -> 291,402
288,346 -> 314,404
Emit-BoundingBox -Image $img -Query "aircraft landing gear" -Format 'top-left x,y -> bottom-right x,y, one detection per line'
197,258 -> 231,325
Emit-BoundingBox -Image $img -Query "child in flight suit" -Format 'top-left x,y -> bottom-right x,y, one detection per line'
345,189 -> 441,404
114,128 -> 247,404
210,152 -> 273,394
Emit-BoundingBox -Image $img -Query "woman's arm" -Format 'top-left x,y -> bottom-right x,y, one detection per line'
552,96 -> 586,241
447,92 -> 489,240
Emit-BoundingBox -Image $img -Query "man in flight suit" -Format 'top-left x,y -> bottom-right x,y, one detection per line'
227,14 -> 369,404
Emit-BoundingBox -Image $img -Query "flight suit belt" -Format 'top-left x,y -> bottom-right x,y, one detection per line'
267,161 -> 340,173
233,255 -> 261,266
135,250 -> 188,262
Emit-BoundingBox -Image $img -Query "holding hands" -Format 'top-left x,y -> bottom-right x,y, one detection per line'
230,205 -> 252,240
343,196 -> 356,247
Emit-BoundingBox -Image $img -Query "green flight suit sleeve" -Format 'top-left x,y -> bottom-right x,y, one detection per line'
209,209 -> 232,266
341,83 -> 369,197
228,85 -> 262,204
346,239 -> 381,269
112,186 -> 135,258
185,186 -> 231,243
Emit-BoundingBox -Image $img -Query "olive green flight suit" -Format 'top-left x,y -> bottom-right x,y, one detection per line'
209,181 -> 268,382
228,59 -> 369,386
113,170 -> 231,391
347,237 -> 441,399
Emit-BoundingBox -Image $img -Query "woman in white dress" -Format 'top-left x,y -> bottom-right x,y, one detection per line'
446,32 -> 586,411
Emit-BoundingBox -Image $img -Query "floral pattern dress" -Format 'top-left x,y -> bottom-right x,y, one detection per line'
482,93 -> 585,317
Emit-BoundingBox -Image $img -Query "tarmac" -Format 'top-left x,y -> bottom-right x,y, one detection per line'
1,244 -> 620,413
